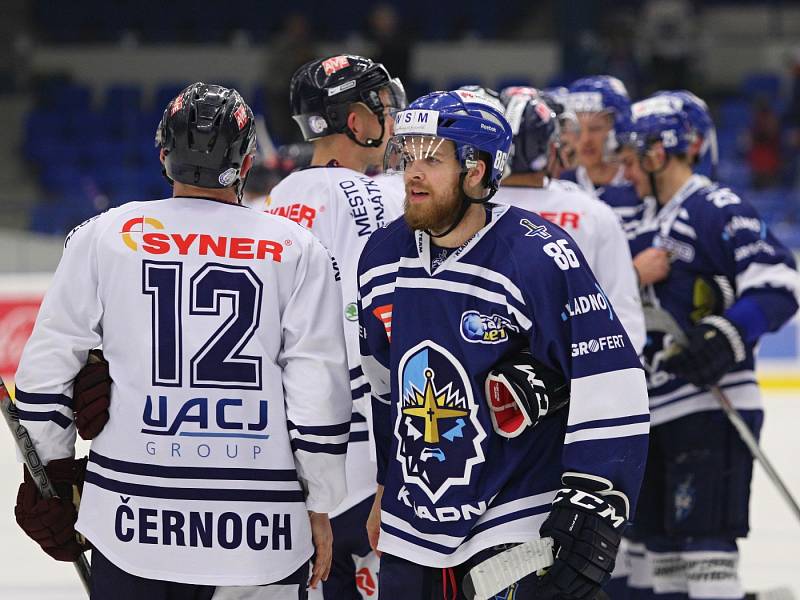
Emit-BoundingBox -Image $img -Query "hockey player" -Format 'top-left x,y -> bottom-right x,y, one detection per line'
266,55 -> 406,600
494,89 -> 646,354
620,90 -> 719,289
13,83 -> 352,599
358,89 -> 650,598
622,94 -> 798,599
540,85 -> 581,175
561,76 -> 644,238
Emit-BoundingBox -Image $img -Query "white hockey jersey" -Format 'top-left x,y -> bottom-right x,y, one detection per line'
14,197 -> 351,586
494,179 -> 646,354
267,166 -> 404,516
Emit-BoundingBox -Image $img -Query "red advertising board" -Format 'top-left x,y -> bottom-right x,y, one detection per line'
0,295 -> 43,384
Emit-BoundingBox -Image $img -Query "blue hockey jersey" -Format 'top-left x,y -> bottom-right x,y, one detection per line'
561,165 -> 645,242
633,175 -> 799,426
357,203 -> 649,568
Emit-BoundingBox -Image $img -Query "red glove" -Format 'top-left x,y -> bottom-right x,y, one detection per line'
73,350 -> 111,439
14,457 -> 88,561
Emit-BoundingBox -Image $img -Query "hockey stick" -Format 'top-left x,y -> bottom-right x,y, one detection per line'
462,537 -> 554,600
643,303 -> 800,523
0,377 -> 92,595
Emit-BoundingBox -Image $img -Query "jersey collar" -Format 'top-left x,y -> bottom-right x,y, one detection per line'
415,203 -> 510,275
575,165 -> 627,195
653,174 -> 710,239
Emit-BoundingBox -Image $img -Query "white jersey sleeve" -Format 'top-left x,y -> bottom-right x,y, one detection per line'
588,196 -> 646,354
268,167 -> 404,516
14,215 -> 104,463
279,236 -> 350,513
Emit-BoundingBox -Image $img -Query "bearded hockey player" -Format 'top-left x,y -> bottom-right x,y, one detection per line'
561,75 -> 644,239
357,89 -> 650,598
13,83 -> 351,599
623,94 -> 799,600
266,55 -> 406,600
494,89 -> 645,355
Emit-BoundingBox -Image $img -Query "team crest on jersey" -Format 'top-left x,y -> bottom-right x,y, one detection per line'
460,310 -> 518,344
396,341 -> 486,503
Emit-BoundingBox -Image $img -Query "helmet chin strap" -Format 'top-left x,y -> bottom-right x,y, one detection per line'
235,166 -> 250,204
427,173 -> 497,239
345,111 -> 386,148
642,147 -> 671,203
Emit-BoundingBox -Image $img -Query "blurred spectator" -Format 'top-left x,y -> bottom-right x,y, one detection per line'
366,4 -> 410,85
640,0 -> 693,91
747,96 -> 782,189
263,13 -> 316,145
785,49 -> 800,188
599,15 -> 643,98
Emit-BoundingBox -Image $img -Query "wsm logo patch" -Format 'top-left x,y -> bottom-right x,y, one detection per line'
460,310 -> 518,344
396,342 -> 486,503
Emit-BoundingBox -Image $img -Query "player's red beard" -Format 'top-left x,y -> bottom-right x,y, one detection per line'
403,181 -> 462,233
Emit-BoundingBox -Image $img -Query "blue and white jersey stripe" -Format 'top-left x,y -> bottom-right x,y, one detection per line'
86,450 -> 305,503
287,420 -> 350,455
14,389 -> 73,429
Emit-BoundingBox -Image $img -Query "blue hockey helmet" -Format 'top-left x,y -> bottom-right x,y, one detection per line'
629,94 -> 695,156
654,89 -> 718,172
502,93 -> 559,174
567,76 -> 631,128
385,89 -> 513,192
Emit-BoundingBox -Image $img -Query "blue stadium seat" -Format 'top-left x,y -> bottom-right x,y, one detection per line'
741,73 -> 781,101
718,99 -> 751,130
155,83 -> 188,113
105,85 -> 143,112
716,158 -> 750,189
39,166 -> 86,195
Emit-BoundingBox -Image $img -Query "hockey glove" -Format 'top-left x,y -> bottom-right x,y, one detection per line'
536,473 -> 628,599
662,315 -> 747,388
72,350 -> 111,440
14,457 -> 89,561
485,349 -> 569,438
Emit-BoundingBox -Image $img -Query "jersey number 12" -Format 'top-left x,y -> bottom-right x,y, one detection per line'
142,261 -> 263,390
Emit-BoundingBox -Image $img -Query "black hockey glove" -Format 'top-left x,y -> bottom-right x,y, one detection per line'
662,315 -> 747,388
72,350 -> 111,440
14,457 -> 89,562
485,349 -> 569,438
536,473 -> 628,600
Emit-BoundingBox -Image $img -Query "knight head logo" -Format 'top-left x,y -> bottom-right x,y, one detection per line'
121,216 -> 164,251
396,341 -> 486,503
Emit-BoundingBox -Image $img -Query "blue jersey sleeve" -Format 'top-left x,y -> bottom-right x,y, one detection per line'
694,187 -> 799,343
508,221 -> 650,515
357,227 -> 400,486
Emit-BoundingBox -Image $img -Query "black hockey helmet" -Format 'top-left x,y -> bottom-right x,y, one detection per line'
155,82 -> 256,195
503,93 -> 559,174
289,55 -> 406,146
